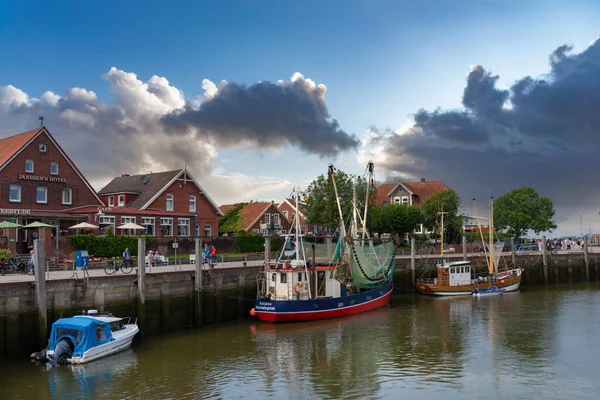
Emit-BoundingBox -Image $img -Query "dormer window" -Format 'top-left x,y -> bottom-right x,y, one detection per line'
50,162 -> 59,175
25,159 -> 34,173
118,195 -> 125,206
39,144 -> 47,153
166,194 -> 173,211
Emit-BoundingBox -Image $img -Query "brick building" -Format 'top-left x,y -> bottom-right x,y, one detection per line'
70,169 -> 222,238
0,126 -> 103,255
277,198 -> 329,235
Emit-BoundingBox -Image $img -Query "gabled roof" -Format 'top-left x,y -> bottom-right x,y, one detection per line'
403,180 -> 449,206
98,169 -> 223,215
0,126 -> 103,205
375,183 -> 396,205
219,201 -> 276,231
278,198 -> 307,221
0,127 -> 42,169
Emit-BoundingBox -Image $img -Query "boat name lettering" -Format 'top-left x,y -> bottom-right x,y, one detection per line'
19,174 -> 67,183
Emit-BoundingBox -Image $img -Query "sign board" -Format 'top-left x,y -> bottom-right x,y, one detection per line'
172,242 -> 179,249
0,208 -> 31,215
18,174 -> 67,183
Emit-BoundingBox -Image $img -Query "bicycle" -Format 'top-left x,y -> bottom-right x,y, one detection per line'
4,255 -> 27,275
104,258 -> 134,275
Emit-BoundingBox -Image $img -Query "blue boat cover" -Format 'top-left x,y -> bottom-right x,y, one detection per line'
48,317 -> 113,357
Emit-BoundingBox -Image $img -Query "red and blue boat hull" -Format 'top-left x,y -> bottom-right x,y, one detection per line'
252,279 -> 394,322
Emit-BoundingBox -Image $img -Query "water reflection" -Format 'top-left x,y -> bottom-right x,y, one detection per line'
1,283 -> 600,399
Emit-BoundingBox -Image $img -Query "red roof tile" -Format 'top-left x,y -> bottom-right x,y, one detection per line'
376,184 -> 396,205
219,204 -> 237,214
240,202 -> 271,230
403,180 -> 449,206
0,128 -> 42,169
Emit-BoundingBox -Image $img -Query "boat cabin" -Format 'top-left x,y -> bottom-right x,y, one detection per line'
49,316 -> 114,358
437,261 -> 473,286
262,264 -> 344,301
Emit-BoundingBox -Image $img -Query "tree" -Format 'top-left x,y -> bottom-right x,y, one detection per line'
420,189 -> 462,243
493,187 -> 556,238
369,204 -> 423,240
304,169 -> 370,231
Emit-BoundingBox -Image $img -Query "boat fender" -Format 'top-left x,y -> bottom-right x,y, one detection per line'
250,308 -> 256,317
294,282 -> 303,294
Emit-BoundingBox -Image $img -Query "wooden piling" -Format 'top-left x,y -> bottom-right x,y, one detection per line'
584,236 -> 590,281
511,237 -> 516,267
33,239 -> 47,349
194,238 -> 203,326
265,237 -> 271,267
462,235 -> 467,261
410,237 -> 416,290
542,235 -> 548,284
137,238 -> 146,334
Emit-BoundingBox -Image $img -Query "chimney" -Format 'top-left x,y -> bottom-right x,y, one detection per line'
121,174 -> 130,177
420,177 -> 426,182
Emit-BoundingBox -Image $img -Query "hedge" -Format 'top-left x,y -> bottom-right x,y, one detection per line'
68,233 -> 152,258
234,231 -> 284,253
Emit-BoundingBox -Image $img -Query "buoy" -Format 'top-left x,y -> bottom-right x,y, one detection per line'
501,280 -> 505,284
250,308 -> 256,317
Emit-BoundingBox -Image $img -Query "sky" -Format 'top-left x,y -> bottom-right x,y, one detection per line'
1,0 -> 600,236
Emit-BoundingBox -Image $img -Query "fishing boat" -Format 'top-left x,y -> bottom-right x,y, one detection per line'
415,198 -> 522,296
46,310 -> 139,365
251,162 -> 396,322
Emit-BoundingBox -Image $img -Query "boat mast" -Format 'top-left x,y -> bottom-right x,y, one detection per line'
489,196 -> 495,278
361,161 -> 374,241
352,175 -> 358,239
439,211 -> 447,266
329,165 -> 346,239
294,188 -> 311,298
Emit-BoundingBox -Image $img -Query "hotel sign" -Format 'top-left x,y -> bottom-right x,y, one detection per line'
18,174 -> 67,183
0,208 -> 31,215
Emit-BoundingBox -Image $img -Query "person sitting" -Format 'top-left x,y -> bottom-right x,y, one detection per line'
27,250 -> 34,275
146,250 -> 155,266
154,250 -> 162,265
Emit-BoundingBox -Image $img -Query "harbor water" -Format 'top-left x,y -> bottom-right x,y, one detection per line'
1,283 -> 599,399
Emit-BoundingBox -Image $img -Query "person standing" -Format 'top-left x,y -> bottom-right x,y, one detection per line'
122,247 -> 132,267
27,250 -> 34,275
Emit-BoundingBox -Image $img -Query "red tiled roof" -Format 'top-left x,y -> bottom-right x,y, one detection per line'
376,183 -> 396,205
240,202 -> 271,230
219,204 -> 237,214
98,170 -> 181,209
0,127 -> 42,169
65,205 -> 193,217
403,180 -> 449,206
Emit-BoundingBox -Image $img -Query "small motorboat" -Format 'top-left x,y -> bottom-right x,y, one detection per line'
46,310 -> 138,365
472,286 -> 505,297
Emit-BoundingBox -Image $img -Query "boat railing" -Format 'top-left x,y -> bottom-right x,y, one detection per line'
416,277 -> 437,285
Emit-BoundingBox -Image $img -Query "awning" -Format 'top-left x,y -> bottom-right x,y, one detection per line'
69,222 -> 99,230
117,222 -> 145,230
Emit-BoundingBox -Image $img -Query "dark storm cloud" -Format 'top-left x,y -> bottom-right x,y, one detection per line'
375,37 -> 600,221
161,76 -> 359,157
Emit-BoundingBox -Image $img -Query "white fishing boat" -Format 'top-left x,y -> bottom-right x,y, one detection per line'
46,310 -> 139,365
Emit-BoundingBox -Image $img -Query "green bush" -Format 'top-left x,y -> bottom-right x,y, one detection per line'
68,234 -> 152,258
0,248 -> 12,262
234,232 -> 283,253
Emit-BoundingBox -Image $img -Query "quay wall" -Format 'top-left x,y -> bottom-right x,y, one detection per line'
2,253 -> 600,360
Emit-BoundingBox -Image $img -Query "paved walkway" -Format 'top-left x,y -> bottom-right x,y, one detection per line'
0,259 -> 265,284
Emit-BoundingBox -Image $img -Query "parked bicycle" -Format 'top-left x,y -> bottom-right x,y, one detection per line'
104,258 -> 134,275
1,255 -> 28,275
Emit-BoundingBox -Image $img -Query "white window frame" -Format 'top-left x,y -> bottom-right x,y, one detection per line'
204,224 -> 212,237
261,229 -> 268,236
161,217 -> 173,236
414,224 -> 423,234
99,216 -> 115,236
252,229 -> 259,233
166,194 -> 173,211
25,159 -> 34,173
36,186 -> 48,204
273,213 -> 280,227
141,217 -> 155,236
283,210 -> 288,218
312,225 -> 318,234
108,196 -> 114,207
62,188 -> 72,205
9,184 -> 21,202
118,195 -> 125,206
189,196 -> 196,212
393,197 -> 401,205
264,213 -> 271,224
402,196 -> 409,205
120,216 -> 137,236
178,218 -> 190,237
50,162 -> 59,175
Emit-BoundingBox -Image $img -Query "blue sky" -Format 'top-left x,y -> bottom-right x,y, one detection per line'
2,1 -> 600,233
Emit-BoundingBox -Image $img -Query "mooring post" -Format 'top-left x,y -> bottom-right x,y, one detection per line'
462,235 -> 467,261
265,236 -> 271,267
410,237 -> 416,289
34,239 -> 47,349
194,238 -> 203,326
511,237 -> 516,267
137,238 -> 146,334
542,235 -> 548,284
584,235 -> 590,281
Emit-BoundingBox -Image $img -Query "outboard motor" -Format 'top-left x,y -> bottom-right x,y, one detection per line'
48,339 -> 74,366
